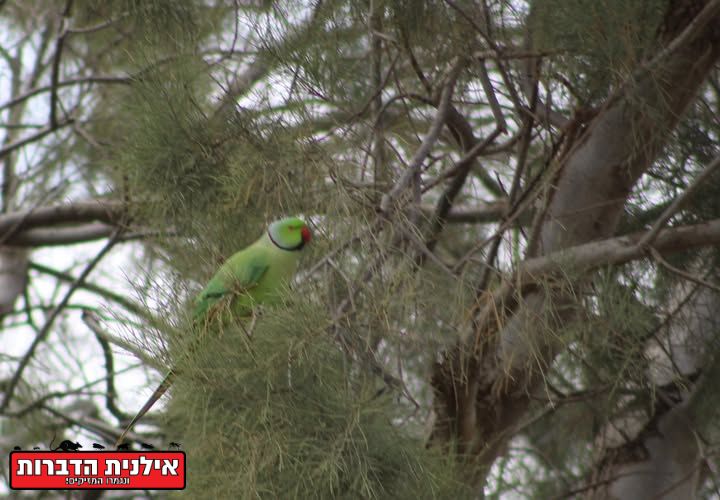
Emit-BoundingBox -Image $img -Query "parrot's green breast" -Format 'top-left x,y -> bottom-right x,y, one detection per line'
193,234 -> 302,321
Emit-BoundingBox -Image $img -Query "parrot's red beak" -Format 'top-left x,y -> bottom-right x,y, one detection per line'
301,226 -> 312,244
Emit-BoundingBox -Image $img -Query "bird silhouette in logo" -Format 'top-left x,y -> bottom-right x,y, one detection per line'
13,446 -> 21,451
140,442 -> 155,450
116,443 -> 131,450
169,442 -> 182,450
92,443 -> 105,450
53,441 -> 82,451
33,447 -> 40,450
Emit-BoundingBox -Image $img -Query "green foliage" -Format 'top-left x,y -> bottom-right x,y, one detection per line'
582,273 -> 656,383
119,67 -> 218,223
166,297 -> 472,499
517,268 -> 662,495
277,3 -> 369,104
74,0 -> 209,49
529,0 -> 666,103
114,64 -> 330,282
389,0 -> 475,67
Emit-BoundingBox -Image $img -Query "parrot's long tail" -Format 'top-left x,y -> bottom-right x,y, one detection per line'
115,370 -> 176,448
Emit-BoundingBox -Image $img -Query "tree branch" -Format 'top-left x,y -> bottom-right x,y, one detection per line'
637,153 -> 720,249
49,0 -> 74,128
82,310 -> 164,373
85,310 -> 130,422
0,232 -> 120,413
0,119 -> 74,159
30,261 -> 147,320
0,76 -> 132,113
512,218 -> 720,292
419,200 -> 509,224
379,58 -> 464,214
649,246 -> 720,294
426,128 -> 503,252
0,200 -> 123,240
6,223 -> 116,246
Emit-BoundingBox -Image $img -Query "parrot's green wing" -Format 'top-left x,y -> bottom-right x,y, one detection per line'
192,257 -> 269,320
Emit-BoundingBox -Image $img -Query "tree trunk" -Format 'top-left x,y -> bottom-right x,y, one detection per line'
0,247 -> 27,321
589,276 -> 720,499
431,0 -> 720,489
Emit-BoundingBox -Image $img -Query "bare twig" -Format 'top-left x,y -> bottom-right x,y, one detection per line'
31,262 -> 147,320
49,0 -> 74,128
477,61 -> 507,133
473,49 -> 564,60
370,0 -> 388,203
66,13 -> 127,35
86,311 -> 131,422
0,76 -> 131,112
637,154 -> 720,250
379,59 -> 465,214
0,232 -> 120,413
473,70 -> 537,292
43,404 -> 147,443
0,120 -> 74,159
81,310 -> 164,372
507,65 -> 538,208
397,224 -> 454,277
649,246 -> 720,293
474,232 -> 503,295
422,127 -> 504,192
426,128 -> 504,252
401,34 -> 503,196
419,200 -> 509,224
4,363 -> 140,419
444,0 -> 529,124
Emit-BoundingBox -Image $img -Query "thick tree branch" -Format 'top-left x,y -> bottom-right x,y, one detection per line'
6,223 -> 116,246
0,200 -> 123,242
462,218 -> 720,371
514,218 -> 720,291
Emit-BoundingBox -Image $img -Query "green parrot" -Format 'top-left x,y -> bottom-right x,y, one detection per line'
115,217 -> 312,446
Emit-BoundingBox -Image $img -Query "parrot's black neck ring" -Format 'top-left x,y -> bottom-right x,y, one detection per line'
268,231 -> 305,251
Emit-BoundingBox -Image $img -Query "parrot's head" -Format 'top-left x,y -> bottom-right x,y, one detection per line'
268,217 -> 312,251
